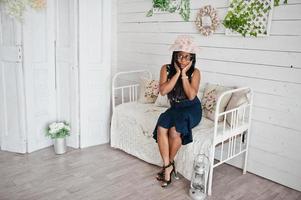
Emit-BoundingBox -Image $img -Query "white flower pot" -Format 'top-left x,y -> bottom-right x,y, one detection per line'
54,138 -> 66,154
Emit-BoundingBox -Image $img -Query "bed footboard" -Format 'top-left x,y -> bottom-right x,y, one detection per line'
207,87 -> 253,195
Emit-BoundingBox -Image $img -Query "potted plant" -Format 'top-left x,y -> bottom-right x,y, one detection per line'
46,121 -> 71,154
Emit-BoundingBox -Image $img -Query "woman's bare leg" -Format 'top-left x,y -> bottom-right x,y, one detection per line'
161,126 -> 181,183
168,126 -> 182,162
157,126 -> 170,166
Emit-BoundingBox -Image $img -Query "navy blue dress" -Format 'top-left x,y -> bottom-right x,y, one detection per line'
153,65 -> 202,145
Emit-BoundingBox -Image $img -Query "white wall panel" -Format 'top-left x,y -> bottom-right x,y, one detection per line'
119,42 -> 301,69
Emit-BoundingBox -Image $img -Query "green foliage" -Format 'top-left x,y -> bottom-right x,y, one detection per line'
45,122 -> 71,139
274,0 -> 288,6
146,0 -> 190,21
223,0 -> 271,37
46,129 -> 70,139
153,0 -> 170,9
223,0 -> 289,37
179,0 -> 190,22
0,0 -> 46,21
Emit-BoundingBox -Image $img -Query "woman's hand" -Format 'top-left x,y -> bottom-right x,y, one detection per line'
181,61 -> 192,76
174,62 -> 181,75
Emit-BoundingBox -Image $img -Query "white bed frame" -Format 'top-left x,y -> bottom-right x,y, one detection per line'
112,70 -> 253,196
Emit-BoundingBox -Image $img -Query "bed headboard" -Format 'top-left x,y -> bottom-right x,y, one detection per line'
112,70 -> 152,111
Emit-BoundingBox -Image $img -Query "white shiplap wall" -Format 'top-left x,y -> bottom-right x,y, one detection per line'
113,0 -> 301,191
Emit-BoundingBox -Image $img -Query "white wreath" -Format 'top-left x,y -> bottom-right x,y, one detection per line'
196,5 -> 220,36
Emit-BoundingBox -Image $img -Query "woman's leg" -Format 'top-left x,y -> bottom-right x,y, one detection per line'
160,126 -> 181,183
168,126 -> 182,162
157,126 -> 170,166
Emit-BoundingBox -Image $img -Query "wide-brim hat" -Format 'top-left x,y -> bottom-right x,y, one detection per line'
169,35 -> 200,54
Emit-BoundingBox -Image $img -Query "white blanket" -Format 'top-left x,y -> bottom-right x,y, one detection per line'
110,102 -> 217,180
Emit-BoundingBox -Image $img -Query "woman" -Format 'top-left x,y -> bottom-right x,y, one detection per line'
153,35 -> 202,187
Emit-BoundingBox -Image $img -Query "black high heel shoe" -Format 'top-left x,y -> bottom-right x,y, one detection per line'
156,160 -> 179,181
156,167 -> 164,181
161,161 -> 175,187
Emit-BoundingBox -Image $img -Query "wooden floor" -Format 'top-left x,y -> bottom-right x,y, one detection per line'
0,144 -> 300,200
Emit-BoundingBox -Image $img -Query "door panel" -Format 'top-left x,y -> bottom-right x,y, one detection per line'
79,0 -> 111,148
56,0 -> 79,148
0,6 -> 26,153
23,0 -> 57,153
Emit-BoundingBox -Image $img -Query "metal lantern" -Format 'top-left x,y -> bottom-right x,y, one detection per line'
189,154 -> 210,200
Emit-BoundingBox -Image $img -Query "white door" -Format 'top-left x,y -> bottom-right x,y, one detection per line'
55,0 -> 79,148
23,1 -> 57,153
79,0 -> 112,148
0,7 -> 27,153
0,6 -> 26,153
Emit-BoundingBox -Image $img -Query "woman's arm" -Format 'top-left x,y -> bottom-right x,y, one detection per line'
182,68 -> 201,100
159,65 -> 181,96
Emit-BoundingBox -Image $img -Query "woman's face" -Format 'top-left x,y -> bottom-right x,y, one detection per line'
176,51 -> 192,69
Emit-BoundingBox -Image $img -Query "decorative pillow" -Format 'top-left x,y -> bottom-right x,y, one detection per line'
225,90 -> 249,126
201,83 -> 233,121
138,78 -> 159,103
155,93 -> 170,107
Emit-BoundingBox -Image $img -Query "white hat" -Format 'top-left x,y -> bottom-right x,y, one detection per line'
169,35 -> 200,54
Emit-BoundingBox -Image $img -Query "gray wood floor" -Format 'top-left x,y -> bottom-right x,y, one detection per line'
0,144 -> 300,200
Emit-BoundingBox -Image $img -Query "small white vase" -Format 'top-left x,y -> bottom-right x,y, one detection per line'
54,137 -> 66,154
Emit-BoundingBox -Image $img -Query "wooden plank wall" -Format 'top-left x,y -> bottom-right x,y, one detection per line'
112,0 -> 301,191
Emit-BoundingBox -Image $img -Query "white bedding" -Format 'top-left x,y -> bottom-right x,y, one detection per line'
110,102 -> 218,180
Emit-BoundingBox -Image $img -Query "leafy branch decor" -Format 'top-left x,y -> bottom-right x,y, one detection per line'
223,0 -> 288,37
223,0 -> 274,37
274,0 -> 288,6
146,0 -> 190,22
0,0 -> 46,22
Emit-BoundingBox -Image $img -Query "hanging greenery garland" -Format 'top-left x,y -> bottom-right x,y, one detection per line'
223,0 -> 274,37
146,0 -> 190,22
0,0 -> 46,22
274,0 -> 288,6
195,5 -> 220,36
223,0 -> 288,37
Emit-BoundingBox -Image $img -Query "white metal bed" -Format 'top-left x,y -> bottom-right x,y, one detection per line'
111,70 -> 253,196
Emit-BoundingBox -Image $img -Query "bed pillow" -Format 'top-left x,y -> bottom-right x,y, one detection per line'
225,90 -> 249,126
154,93 -> 170,107
138,77 -> 159,103
201,83 -> 233,121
